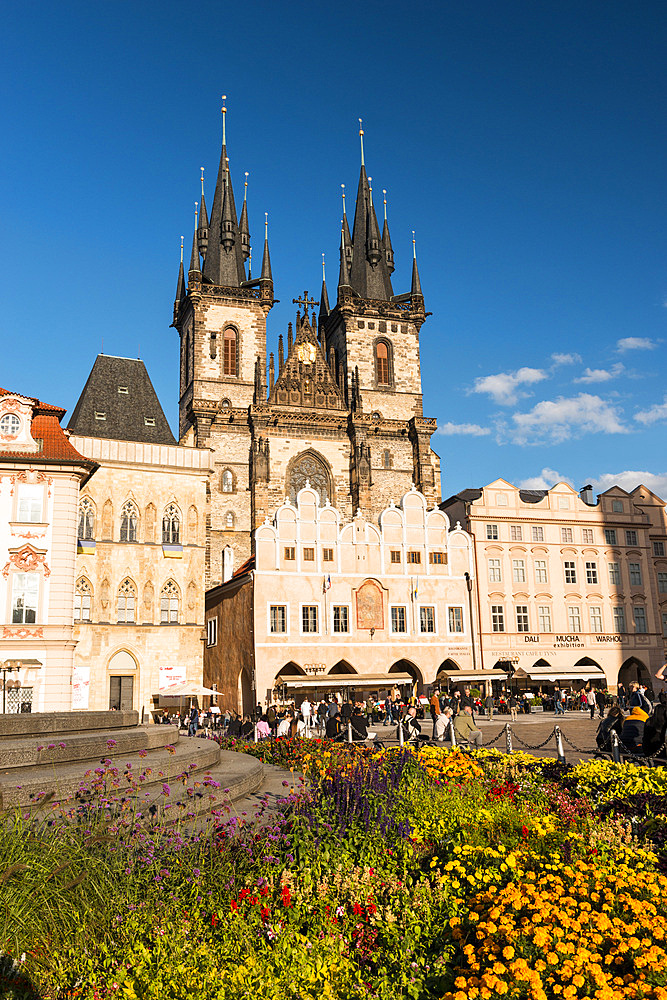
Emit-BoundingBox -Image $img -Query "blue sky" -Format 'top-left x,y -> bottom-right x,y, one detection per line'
2,1 -> 666,500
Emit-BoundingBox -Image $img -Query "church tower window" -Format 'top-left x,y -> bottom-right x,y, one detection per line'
375,340 -> 392,386
223,328 -> 238,376
160,580 -> 180,624
117,578 -> 137,623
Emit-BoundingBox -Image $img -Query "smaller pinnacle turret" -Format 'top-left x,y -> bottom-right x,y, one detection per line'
338,219 -> 350,291
319,254 -> 329,322
198,167 -> 209,258
239,172 -> 250,262
189,204 -> 201,276
173,236 -> 185,324
382,189 -> 394,274
411,232 -> 423,300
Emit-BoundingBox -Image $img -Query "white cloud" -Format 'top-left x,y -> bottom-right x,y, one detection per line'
591,471 -> 667,499
471,367 -> 547,406
635,395 -> 667,425
574,363 -> 624,384
616,337 -> 657,352
518,467 -> 574,490
551,353 -> 582,366
438,421 -> 491,437
511,393 -> 628,445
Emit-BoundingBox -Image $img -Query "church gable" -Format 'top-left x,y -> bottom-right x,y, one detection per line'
270,300 -> 344,411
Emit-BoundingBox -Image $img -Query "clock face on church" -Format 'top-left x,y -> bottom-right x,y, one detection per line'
296,342 -> 316,364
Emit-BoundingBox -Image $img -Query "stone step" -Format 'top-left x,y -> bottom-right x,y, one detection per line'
0,724 -> 181,770
0,734 -> 221,811
0,711 -> 139,741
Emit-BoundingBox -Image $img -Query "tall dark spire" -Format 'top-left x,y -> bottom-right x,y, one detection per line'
259,212 -> 273,305
381,188 -> 394,274
189,204 -> 201,276
239,172 -> 250,262
198,167 -> 209,259
349,120 -> 394,300
202,97 -> 246,287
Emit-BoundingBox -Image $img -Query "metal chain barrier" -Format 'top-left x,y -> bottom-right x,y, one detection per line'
480,728 -> 507,748
559,730 -> 599,754
510,728 -> 559,751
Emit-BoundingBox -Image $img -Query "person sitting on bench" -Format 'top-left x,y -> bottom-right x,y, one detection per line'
453,705 -> 483,748
398,705 -> 429,744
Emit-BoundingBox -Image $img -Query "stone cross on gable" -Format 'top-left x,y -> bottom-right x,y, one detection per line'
292,291 -> 317,312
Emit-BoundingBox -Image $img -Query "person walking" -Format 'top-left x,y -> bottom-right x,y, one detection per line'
509,693 -> 519,722
429,688 -> 441,738
300,697 -> 312,733
586,687 -> 597,720
484,692 -> 494,720
595,687 -> 606,720
187,703 -> 199,737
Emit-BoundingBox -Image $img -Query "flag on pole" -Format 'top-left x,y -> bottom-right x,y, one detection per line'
324,574 -> 331,591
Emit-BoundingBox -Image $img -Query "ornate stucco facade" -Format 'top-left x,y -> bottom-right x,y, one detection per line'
442,479 -> 665,692
205,487 -> 476,714
0,390 -> 96,711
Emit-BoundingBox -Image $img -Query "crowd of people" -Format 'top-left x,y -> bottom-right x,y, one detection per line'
153,665 -> 667,760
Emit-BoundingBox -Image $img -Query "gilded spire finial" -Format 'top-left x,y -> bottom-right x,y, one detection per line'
322,253 -> 326,280
200,167 -> 205,199
221,94 -> 227,146
368,176 -> 374,207
180,236 -> 184,264
244,171 -> 248,202
265,212 -> 268,239
358,117 -> 365,166
194,202 -> 198,227
341,183 -> 347,218
383,189 -> 387,222
412,230 -> 416,259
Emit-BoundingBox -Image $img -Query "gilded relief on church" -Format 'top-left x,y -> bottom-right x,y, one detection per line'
355,579 -> 384,630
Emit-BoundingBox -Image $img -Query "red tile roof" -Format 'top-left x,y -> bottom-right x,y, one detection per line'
232,556 -> 256,579
0,388 -> 96,471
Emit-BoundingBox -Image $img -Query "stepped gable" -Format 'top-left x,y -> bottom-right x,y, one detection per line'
68,355 -> 176,445
269,304 -> 345,411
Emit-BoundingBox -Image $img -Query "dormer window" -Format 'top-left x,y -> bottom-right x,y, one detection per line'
95,411 -> 106,421
0,413 -> 20,437
144,417 -> 156,427
118,386 -> 129,395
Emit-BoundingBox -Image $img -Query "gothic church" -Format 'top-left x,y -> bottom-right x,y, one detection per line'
173,108 -> 441,586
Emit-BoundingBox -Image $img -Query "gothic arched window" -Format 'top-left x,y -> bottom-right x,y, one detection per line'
162,504 -> 180,544
78,497 -> 95,540
74,578 -> 92,623
160,580 -> 180,624
288,451 -> 332,506
120,501 -> 138,542
375,340 -> 391,386
117,578 -> 136,623
225,511 -> 235,529
221,469 -> 234,493
223,327 -> 238,376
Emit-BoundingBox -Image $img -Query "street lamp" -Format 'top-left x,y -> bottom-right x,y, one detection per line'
1,662 -> 18,714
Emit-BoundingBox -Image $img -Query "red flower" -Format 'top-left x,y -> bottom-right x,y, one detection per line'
521,825 -> 529,839
230,900 -> 238,911
353,902 -> 363,916
211,914 -> 219,926
239,889 -> 249,901
261,906 -> 270,922
249,895 -> 258,905
281,886 -> 292,908
260,885 -> 269,897
366,903 -> 377,916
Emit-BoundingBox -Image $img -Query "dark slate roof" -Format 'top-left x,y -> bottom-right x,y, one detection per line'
518,489 -> 548,503
441,489 -> 483,505
67,355 -> 176,445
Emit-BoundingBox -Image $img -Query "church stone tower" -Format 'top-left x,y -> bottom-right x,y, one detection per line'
322,122 -> 440,516
173,100 -> 274,583
172,111 -> 440,586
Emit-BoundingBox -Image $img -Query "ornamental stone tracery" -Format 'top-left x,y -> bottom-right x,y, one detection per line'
287,452 -> 332,507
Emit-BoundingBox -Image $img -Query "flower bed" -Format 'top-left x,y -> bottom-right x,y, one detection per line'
2,740 -> 667,998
